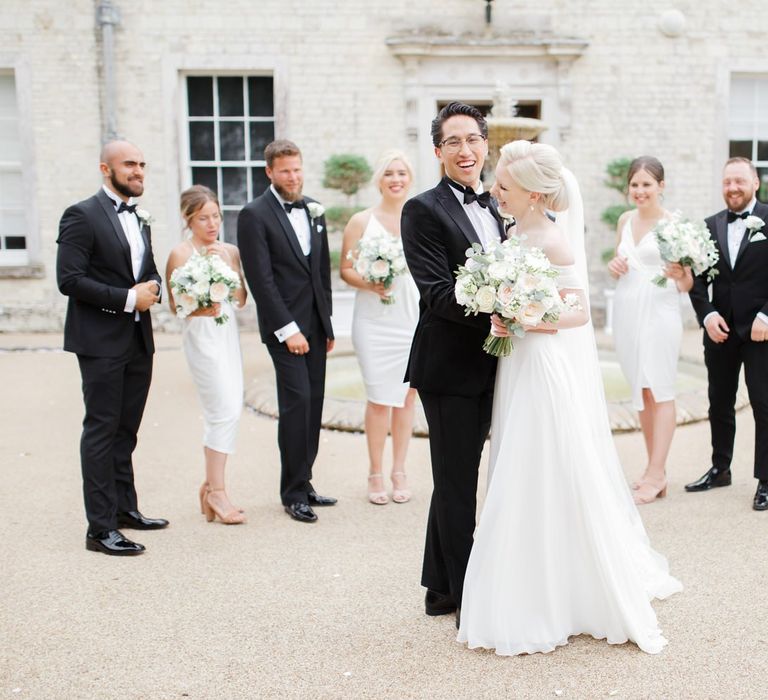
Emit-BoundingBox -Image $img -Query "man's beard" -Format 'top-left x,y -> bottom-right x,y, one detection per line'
274,183 -> 302,202
110,170 -> 143,199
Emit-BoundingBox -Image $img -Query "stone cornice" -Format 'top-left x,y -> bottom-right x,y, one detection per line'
386,31 -> 589,61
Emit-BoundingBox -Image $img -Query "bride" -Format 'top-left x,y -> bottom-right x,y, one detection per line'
457,141 -> 682,655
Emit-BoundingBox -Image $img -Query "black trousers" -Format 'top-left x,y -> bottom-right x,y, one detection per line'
77,323 -> 153,533
704,330 -> 768,480
266,312 -> 327,505
419,379 -> 494,607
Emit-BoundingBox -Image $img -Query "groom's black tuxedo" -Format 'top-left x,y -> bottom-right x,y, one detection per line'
238,189 -> 333,505
57,189 -> 161,533
402,177 -> 505,607
689,200 -> 768,480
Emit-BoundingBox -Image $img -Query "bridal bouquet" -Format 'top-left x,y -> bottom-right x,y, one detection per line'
651,211 -> 719,287
347,229 -> 408,305
170,251 -> 241,325
455,239 -> 581,357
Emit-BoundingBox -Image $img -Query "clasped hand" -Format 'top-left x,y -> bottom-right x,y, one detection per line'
490,314 -> 557,337
133,280 -> 160,311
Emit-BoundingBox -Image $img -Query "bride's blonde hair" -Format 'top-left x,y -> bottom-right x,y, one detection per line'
498,141 -> 569,212
372,149 -> 414,193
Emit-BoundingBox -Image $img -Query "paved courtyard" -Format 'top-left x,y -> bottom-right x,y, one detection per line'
1,330 -> 766,699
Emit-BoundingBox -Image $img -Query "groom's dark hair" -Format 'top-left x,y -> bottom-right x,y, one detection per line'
431,102 -> 488,148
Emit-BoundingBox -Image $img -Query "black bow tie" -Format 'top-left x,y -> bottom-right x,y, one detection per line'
727,210 -> 750,223
284,200 -> 306,213
447,179 -> 491,208
116,201 -> 137,215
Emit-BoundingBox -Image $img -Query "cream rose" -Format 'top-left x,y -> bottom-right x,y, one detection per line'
370,259 -> 390,278
517,300 -> 548,326
475,285 -> 497,313
209,281 -> 230,303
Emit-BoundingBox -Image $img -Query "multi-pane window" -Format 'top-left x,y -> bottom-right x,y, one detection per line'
0,73 -> 27,265
184,75 -> 274,242
729,76 -> 768,201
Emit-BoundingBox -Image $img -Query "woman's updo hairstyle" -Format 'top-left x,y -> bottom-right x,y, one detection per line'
180,185 -> 221,228
498,140 -> 569,212
627,156 -> 664,186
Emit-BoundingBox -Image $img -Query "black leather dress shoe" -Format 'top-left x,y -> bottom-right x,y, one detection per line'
308,491 -> 337,506
753,481 -> 768,511
425,589 -> 457,616
684,467 -> 732,492
116,510 -> 169,530
285,502 -> 318,523
86,529 -> 145,556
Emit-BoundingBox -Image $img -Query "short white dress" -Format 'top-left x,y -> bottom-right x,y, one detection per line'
182,297 -> 243,454
351,215 -> 419,407
612,216 -> 683,411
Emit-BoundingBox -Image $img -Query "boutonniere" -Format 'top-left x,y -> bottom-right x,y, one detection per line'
136,208 -> 154,225
746,215 -> 765,242
306,202 -> 325,220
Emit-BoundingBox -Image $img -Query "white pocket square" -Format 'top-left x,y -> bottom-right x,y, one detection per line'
751,232 -> 767,242
316,224 -> 324,233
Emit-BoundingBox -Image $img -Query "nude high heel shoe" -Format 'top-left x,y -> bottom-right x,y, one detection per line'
200,481 -> 244,514
368,474 -> 389,505
391,471 -> 411,504
633,480 -> 668,505
202,489 -> 247,524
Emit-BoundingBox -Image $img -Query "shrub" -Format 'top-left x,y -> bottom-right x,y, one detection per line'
323,154 -> 372,203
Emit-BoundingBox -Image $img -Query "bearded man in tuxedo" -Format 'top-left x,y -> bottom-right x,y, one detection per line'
687,157 -> 768,510
57,140 -> 168,555
237,140 -> 336,523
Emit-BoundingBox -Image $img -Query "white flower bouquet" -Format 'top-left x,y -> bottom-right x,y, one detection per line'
170,251 -> 241,325
455,238 -> 581,357
651,211 -> 719,287
347,228 -> 408,305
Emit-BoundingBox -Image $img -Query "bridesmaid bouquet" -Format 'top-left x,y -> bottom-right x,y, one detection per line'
347,229 -> 408,305
170,251 -> 241,325
455,239 -> 581,357
651,211 -> 719,287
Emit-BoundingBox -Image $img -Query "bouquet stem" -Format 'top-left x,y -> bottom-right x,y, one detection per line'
483,333 -> 513,357
652,274 -> 668,288
380,294 -> 395,305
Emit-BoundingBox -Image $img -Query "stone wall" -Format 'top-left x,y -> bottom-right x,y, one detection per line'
0,1 -> 765,330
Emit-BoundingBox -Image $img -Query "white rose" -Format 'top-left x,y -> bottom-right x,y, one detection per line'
176,293 -> 198,318
370,259 -> 390,278
307,202 -> 325,219
355,258 -> 370,278
487,261 -> 510,281
517,300 -> 548,326
209,281 -> 230,303
497,282 -> 515,306
192,279 -> 210,297
745,215 -> 765,231
474,285 -> 497,313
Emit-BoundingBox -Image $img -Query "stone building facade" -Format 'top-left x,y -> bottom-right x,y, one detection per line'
1,0 -> 767,330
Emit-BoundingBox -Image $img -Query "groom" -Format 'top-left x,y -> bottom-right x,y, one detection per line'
401,102 -> 505,625
238,139 -> 336,523
687,157 -> 768,510
56,140 -> 168,556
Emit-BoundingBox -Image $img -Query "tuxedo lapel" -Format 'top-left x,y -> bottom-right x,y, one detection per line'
735,202 -> 768,269
266,192 -> 310,271
436,179 -> 481,248
715,210 -> 730,269
96,190 -> 132,274
136,223 -> 151,280
488,201 -> 507,242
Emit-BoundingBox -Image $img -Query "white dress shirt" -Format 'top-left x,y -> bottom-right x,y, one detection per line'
270,185 -> 312,343
703,198 -> 768,327
447,179 -> 500,251
102,185 -> 145,317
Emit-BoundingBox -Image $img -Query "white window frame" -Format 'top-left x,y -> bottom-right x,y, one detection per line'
728,74 -> 768,199
180,73 -> 275,241
0,69 -> 27,266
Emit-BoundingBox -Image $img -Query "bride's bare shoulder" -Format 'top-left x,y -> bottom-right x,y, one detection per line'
539,220 -> 575,266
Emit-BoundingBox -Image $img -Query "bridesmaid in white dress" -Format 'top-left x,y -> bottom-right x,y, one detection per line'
340,151 -> 419,505
166,185 -> 247,524
608,157 -> 693,504
458,141 -> 682,657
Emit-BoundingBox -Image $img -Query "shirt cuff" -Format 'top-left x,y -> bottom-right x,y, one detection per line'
274,321 -> 300,343
757,312 -> 768,325
124,288 -> 137,313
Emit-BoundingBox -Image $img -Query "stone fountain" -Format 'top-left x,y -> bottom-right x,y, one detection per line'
485,82 -> 548,171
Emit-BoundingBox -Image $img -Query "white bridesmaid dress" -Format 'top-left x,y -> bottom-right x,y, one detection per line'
612,216 -> 683,410
458,264 -> 682,656
182,298 -> 243,454
351,215 -> 419,407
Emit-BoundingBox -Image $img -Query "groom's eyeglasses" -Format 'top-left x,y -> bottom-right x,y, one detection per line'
439,134 -> 487,153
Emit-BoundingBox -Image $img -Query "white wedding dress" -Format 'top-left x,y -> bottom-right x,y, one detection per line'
351,215 -> 419,406
182,298 -> 243,454
457,172 -> 682,656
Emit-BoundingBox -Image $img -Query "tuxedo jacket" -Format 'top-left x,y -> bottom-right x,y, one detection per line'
689,200 -> 768,341
237,190 -> 333,344
56,189 -> 160,357
401,177 -> 505,396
